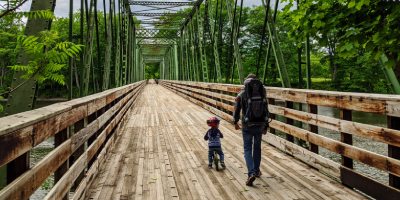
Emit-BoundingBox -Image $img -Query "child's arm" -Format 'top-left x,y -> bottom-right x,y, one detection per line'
204,132 -> 209,141
219,130 -> 224,138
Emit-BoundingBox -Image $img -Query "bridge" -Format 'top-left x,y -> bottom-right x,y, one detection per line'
1,0 -> 400,200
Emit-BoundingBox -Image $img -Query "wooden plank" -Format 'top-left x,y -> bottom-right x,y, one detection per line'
264,133 -> 340,179
165,83 -> 234,112
269,119 -> 400,177
0,82 -> 146,200
162,80 -> 400,116
169,82 -> 235,103
0,140 -> 72,200
83,84 -> 368,200
0,81 -> 145,169
341,167 -> 400,200
269,104 -> 400,147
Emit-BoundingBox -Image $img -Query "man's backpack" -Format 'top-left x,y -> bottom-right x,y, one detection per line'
243,78 -> 269,126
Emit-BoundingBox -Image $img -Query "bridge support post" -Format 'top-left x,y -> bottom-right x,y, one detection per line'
54,128 -> 70,200
340,109 -> 353,168
308,104 -> 318,153
388,116 -> 400,189
174,42 -> 179,80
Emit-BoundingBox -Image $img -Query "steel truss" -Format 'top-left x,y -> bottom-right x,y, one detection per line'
138,38 -> 177,45
136,28 -> 180,38
131,12 -> 184,17
129,1 -> 194,6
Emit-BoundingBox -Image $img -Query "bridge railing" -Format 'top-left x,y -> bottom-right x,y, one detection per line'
0,80 -> 146,200
160,80 -> 400,199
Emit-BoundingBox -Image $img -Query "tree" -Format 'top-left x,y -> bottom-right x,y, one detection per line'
281,0 -> 400,93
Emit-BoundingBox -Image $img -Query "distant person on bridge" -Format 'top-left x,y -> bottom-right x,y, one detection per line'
234,74 -> 269,186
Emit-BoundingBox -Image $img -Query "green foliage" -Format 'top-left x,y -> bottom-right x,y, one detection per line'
281,0 -> 398,92
8,30 -> 82,85
145,63 -> 160,79
15,10 -> 55,20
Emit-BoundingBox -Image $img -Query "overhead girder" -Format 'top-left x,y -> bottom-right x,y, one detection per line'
138,21 -> 182,25
137,38 -> 177,45
129,1 -> 194,6
136,28 -> 180,38
131,12 -> 184,17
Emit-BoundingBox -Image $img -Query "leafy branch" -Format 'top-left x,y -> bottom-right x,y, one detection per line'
0,0 -> 29,19
8,31 -> 83,86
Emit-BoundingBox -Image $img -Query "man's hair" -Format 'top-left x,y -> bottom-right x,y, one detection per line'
246,74 -> 257,79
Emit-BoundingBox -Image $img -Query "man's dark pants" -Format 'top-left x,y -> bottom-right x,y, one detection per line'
242,125 -> 264,177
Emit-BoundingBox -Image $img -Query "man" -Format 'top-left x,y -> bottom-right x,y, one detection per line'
233,74 -> 268,186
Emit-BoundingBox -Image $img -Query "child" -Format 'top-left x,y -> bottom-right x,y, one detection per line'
204,117 -> 225,169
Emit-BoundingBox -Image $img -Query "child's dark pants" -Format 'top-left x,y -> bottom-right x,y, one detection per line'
208,147 -> 224,164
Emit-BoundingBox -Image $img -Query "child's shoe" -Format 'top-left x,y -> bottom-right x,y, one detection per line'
208,164 -> 212,169
221,162 -> 226,169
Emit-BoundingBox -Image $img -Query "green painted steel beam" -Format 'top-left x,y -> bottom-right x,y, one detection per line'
82,0 -> 96,96
174,42 -> 179,80
207,0 -> 222,82
380,54 -> 400,94
4,0 -> 56,116
225,0 -> 244,83
196,7 -> 209,82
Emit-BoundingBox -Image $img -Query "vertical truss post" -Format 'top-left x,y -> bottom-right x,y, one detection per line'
135,45 -> 139,82
189,20 -> 198,81
263,0 -> 291,87
162,58 -> 165,79
103,0 -> 112,90
196,7 -> 209,82
174,42 -> 179,80
207,0 -> 222,82
82,0 -> 96,96
113,0 -> 121,87
121,3 -> 129,85
179,31 -> 185,80
184,28 -> 191,81
225,0 -> 244,83
131,22 -> 136,83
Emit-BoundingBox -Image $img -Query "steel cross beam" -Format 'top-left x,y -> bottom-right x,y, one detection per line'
129,1 -> 194,6
131,12 -> 185,17
136,28 -> 180,38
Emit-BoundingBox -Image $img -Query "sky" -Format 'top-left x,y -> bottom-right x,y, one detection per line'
15,0 -> 265,18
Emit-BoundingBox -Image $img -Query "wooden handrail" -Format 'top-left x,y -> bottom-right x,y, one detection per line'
0,80 -> 146,200
166,80 -> 400,116
160,80 -> 400,199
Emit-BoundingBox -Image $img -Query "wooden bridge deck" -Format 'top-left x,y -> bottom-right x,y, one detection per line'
84,83 -> 366,200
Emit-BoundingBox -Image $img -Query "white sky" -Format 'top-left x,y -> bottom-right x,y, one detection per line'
14,0 -> 264,18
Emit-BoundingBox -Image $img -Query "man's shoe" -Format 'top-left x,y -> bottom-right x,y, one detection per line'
255,171 -> 262,177
208,164 -> 212,169
246,175 -> 256,186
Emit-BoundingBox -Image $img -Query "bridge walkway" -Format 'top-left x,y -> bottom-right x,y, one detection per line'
84,83 -> 366,200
